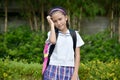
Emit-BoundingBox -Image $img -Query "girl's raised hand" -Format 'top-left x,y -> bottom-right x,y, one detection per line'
47,16 -> 54,27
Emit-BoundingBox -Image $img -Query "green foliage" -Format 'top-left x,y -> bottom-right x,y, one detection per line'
0,26 -> 47,63
0,58 -> 42,80
79,59 -> 120,80
80,30 -> 120,62
0,58 -> 120,80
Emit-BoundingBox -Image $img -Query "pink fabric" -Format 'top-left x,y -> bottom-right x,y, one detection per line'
42,42 -> 50,74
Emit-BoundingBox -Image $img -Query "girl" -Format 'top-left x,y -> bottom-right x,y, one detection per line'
43,7 -> 84,80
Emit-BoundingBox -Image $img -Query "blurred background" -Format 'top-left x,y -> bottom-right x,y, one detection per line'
0,0 -> 119,35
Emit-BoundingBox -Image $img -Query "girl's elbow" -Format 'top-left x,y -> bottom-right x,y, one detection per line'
50,39 -> 56,44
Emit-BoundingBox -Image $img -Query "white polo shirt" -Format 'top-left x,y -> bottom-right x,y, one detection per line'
46,30 -> 84,67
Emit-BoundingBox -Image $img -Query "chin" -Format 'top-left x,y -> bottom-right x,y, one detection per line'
59,27 -> 64,31
57,25 -> 65,31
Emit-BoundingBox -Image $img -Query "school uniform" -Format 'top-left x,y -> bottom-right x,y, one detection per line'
43,30 -> 84,80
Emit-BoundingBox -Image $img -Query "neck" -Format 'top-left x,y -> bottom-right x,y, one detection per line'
61,27 -> 68,34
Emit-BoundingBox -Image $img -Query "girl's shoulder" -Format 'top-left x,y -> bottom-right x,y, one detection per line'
75,30 -> 80,36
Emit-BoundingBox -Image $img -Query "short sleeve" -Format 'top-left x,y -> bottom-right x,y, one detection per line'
45,31 -> 51,43
76,31 -> 84,47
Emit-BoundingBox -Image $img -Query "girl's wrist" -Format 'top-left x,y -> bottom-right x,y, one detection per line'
51,26 -> 55,30
74,71 -> 78,75
73,69 -> 78,75
73,72 -> 78,78
50,23 -> 54,27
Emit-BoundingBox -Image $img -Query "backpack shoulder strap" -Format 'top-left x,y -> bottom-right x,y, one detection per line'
69,29 -> 77,52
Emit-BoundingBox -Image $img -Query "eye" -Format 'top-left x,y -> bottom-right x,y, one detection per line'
58,18 -> 62,21
53,20 -> 57,23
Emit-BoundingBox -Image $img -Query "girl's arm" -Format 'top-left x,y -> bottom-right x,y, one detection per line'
47,16 -> 56,44
71,47 -> 80,80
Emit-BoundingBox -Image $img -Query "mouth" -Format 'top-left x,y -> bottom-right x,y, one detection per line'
57,26 -> 63,30
58,24 -> 64,28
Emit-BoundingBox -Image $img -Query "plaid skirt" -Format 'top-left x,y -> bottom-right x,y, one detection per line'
43,65 -> 79,80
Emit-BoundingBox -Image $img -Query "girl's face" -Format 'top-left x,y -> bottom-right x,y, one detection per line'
51,11 -> 68,31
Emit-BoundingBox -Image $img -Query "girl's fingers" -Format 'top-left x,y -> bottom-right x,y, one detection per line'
47,16 -> 51,19
47,16 -> 54,26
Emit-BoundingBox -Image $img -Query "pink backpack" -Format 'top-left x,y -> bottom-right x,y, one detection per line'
42,42 -> 50,74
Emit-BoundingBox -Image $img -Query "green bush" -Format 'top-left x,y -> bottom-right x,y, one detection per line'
0,58 -> 120,80
80,30 -> 120,62
79,59 -> 120,80
0,26 -> 47,63
0,58 -> 42,80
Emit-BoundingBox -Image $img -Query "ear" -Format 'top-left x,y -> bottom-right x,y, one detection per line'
65,15 -> 68,21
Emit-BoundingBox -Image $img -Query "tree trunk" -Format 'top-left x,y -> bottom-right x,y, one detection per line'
41,2 -> 45,32
110,8 -> 114,38
78,7 -> 82,32
31,1 -> 38,31
27,0 -> 38,31
23,0 -> 34,31
67,9 -> 71,28
119,17 -> 120,43
4,0 -> 8,33
33,14 -> 38,31
29,15 -> 33,31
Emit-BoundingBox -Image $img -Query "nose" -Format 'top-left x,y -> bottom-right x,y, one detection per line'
57,21 -> 61,25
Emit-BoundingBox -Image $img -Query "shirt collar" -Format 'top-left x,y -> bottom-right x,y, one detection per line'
59,29 -> 70,36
